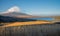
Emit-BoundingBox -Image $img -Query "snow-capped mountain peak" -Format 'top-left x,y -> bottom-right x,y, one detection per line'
7,6 -> 20,13
0,6 -> 39,18
0,6 -> 21,14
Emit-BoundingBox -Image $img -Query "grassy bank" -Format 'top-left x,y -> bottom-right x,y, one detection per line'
0,24 -> 60,36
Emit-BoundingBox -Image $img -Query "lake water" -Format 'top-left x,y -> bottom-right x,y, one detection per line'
29,18 -> 54,21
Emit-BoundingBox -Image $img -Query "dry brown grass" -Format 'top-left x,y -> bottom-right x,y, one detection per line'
2,21 -> 52,27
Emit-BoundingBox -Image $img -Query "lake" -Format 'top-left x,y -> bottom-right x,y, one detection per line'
29,18 -> 54,21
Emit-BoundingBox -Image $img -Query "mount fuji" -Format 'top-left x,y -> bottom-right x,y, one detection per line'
0,6 -> 37,22
0,6 -> 39,18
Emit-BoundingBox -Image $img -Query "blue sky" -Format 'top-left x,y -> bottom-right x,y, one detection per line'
0,0 -> 60,16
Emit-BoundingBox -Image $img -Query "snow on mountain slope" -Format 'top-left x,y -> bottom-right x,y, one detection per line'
0,6 -> 40,18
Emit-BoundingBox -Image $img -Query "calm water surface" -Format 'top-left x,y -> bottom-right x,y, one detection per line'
29,18 -> 54,21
